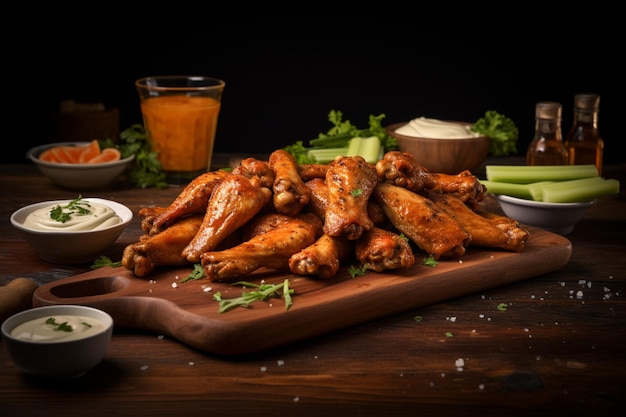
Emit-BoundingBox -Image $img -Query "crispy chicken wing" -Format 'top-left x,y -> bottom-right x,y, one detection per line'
297,163 -> 328,181
428,192 -> 529,252
201,212 -> 323,282
288,233 -> 354,279
182,174 -> 272,263
355,226 -> 416,272
268,149 -> 311,216
141,170 -> 229,235
231,157 -> 275,188
324,155 -> 378,240
373,183 -> 470,259
306,177 -> 387,225
122,214 -> 204,277
376,151 -> 485,204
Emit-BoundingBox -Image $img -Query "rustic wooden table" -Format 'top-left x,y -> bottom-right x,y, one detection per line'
1,156 -> 625,417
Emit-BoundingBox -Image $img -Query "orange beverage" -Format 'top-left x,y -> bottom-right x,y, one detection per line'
136,76 -> 225,184
140,95 -> 220,172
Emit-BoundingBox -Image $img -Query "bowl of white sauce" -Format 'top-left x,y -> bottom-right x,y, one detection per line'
1,304 -> 113,378
10,197 -> 133,264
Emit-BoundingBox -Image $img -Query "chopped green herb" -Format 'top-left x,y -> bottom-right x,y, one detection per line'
45,317 -> 73,332
497,303 -> 508,311
414,316 -> 423,322
350,188 -> 364,197
180,264 -> 206,283
213,279 -> 294,313
91,255 -> 122,269
445,332 -> 454,337
423,255 -> 439,267
348,264 -> 367,278
49,195 -> 91,223
81,322 -> 93,328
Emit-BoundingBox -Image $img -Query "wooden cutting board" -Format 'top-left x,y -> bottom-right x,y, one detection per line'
33,227 -> 571,356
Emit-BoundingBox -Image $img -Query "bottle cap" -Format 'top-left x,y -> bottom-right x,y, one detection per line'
535,102 -> 562,120
574,93 -> 600,110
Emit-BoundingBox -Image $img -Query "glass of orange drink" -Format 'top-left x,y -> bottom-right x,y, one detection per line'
135,76 -> 225,185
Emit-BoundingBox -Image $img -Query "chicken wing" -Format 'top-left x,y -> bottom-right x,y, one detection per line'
428,192 -> 529,252
376,151 -> 485,204
268,149 -> 311,216
182,174 -> 272,263
324,155 -> 378,240
201,212 -> 323,282
122,214 -> 204,277
231,157 -> 275,188
355,226 -> 416,272
288,233 -> 354,279
373,182 -> 470,259
142,170 -> 230,235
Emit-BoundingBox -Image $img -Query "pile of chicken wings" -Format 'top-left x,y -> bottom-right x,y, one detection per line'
122,150 -> 529,281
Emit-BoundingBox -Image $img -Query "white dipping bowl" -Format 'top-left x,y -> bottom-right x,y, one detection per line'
1,305 -> 113,379
495,194 -> 594,235
27,142 -> 135,190
10,198 -> 133,264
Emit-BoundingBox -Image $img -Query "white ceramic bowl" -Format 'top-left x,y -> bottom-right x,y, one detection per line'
495,194 -> 594,235
10,198 -> 133,264
27,142 -> 135,190
1,305 -> 113,378
386,121 -> 490,174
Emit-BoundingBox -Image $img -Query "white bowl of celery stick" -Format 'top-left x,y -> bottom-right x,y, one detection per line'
481,164 -> 620,235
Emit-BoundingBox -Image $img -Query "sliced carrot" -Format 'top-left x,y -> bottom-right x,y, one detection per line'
86,147 -> 121,163
78,140 -> 101,163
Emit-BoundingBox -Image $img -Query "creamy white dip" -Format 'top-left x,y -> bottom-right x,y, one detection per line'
395,117 -> 480,139
10,315 -> 108,342
24,200 -> 121,232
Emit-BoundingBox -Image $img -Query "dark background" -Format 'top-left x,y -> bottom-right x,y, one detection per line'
7,3 -> 621,164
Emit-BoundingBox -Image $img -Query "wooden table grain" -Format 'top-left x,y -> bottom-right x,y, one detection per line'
1,157 -> 625,417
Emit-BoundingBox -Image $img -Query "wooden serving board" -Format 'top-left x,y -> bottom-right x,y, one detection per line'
33,228 -> 571,356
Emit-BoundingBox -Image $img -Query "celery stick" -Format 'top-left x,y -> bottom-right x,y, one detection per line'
307,147 -> 349,163
486,164 -> 598,183
541,178 -> 620,203
527,181 -> 557,201
479,180 -> 534,200
346,136 -> 380,163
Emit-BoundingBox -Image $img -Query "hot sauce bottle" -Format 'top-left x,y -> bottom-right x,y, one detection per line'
564,93 -> 604,175
526,101 -> 568,166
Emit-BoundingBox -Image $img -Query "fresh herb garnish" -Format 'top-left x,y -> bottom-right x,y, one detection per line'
212,279 -> 294,313
348,264 -> 367,278
423,255 -> 439,267
350,188 -> 363,197
91,255 -> 122,269
45,317 -> 73,332
180,264 -> 206,283
49,195 -> 91,223
100,124 -> 168,189
497,303 -> 509,312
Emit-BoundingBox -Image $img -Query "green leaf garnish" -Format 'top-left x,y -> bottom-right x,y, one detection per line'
423,255 -> 439,267
497,303 -> 509,312
348,264 -> 367,278
91,255 -> 122,269
49,195 -> 91,223
350,188 -> 363,197
213,279 -> 294,313
180,264 -> 206,283
45,317 -> 73,332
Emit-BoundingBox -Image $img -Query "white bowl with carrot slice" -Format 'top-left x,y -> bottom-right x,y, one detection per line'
26,141 -> 135,190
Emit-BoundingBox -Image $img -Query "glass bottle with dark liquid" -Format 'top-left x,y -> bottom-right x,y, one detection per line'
526,101 -> 568,166
564,93 -> 604,175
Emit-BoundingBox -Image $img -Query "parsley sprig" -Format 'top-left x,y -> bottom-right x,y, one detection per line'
213,279 -> 294,313
49,195 -> 91,223
100,124 -> 168,189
